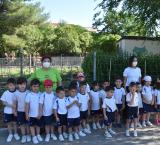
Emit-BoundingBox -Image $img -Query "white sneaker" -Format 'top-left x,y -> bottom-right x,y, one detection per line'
104,131 -> 112,138
26,135 -> 31,142
6,134 -> 13,142
45,134 -> 50,142
108,128 -> 116,135
14,133 -> 20,140
126,130 -> 130,137
32,136 -> 39,144
142,121 -> 146,127
68,134 -> 73,142
137,122 -> 142,128
146,121 -> 153,126
92,123 -> 97,130
51,133 -> 57,140
74,133 -> 79,140
79,131 -> 86,137
63,132 -> 68,139
37,134 -> 43,142
86,124 -> 91,131
134,130 -> 137,137
21,135 -> 27,143
59,134 -> 64,141
83,128 -> 91,134
97,122 -> 102,129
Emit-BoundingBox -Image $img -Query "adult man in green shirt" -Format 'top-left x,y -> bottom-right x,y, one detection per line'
29,56 -> 62,91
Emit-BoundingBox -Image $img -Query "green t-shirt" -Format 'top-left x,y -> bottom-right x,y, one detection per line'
28,68 -> 62,91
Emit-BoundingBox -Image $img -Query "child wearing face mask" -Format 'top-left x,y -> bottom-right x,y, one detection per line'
142,76 -> 154,127
1,78 -> 20,143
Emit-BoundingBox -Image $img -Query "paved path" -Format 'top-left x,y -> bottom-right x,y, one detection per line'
0,126 -> 160,145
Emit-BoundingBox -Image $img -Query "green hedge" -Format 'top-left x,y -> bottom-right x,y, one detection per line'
82,50 -> 160,84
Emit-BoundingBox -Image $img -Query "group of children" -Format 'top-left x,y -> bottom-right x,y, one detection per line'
1,72 -> 160,144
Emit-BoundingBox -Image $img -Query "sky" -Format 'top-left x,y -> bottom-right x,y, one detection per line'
32,0 -> 100,27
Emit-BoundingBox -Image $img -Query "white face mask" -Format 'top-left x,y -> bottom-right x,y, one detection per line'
43,62 -> 51,68
132,61 -> 138,67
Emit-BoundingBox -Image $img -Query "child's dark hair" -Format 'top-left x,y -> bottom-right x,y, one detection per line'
129,82 -> 137,87
92,81 -> 99,86
115,77 -> 122,81
105,86 -> 114,92
56,86 -> 65,93
68,85 -> 77,91
79,81 -> 87,87
30,78 -> 40,86
17,77 -> 27,84
136,82 -> 141,85
7,78 -> 16,84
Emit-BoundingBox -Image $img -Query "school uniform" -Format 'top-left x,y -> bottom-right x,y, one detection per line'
126,92 -> 139,119
77,93 -> 90,120
53,97 -> 68,127
25,92 -> 42,126
142,86 -> 154,113
154,89 -> 160,112
102,96 -> 117,126
66,96 -> 81,127
14,90 -> 29,125
39,92 -> 56,125
0,90 -> 17,123
137,92 -> 143,115
90,90 -> 100,115
114,87 -> 125,111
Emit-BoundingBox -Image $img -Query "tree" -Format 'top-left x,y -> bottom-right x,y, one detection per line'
94,0 -> 160,36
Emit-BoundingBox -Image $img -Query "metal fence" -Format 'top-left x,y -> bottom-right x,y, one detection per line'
0,56 -> 84,77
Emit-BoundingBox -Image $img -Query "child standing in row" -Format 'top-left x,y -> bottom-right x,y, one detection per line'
53,86 -> 68,141
102,86 -> 117,138
39,80 -> 57,142
90,81 -> 101,130
126,82 -> 139,137
142,76 -> 154,127
114,78 -> 125,127
25,79 -> 43,144
1,78 -> 20,142
14,77 -> 31,143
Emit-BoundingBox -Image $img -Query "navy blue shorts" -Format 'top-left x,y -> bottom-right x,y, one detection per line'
80,110 -> 88,120
127,106 -> 138,119
56,114 -> 67,127
116,104 -> 123,112
43,115 -> 54,126
29,117 -> 43,127
138,108 -> 144,115
143,103 -> 153,113
67,117 -> 80,127
3,113 -> 16,123
17,112 -> 28,125
104,111 -> 115,126
91,110 -> 100,116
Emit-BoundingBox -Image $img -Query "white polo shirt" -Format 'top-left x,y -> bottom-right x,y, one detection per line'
25,92 -> 41,118
99,89 -> 106,102
77,93 -> 90,111
53,97 -> 67,115
102,97 -> 117,112
39,92 -> 56,116
154,89 -> 160,105
137,92 -> 143,108
0,90 -> 16,114
90,90 -> 100,110
14,90 -> 29,112
142,86 -> 154,102
66,96 -> 81,118
123,67 -> 141,87
114,87 -> 126,104
126,92 -> 139,107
